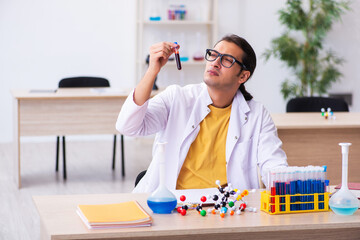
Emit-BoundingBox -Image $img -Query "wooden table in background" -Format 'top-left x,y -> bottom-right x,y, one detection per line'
272,112 -> 360,185
12,88 -> 133,188
33,190 -> 360,240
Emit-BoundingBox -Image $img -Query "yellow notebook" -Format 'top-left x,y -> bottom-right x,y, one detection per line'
77,201 -> 152,229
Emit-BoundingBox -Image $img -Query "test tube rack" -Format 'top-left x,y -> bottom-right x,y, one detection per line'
260,191 -> 329,214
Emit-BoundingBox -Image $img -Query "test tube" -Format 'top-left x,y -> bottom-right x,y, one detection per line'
306,167 -> 312,210
315,166 -> 321,195
280,170 -> 285,211
269,170 -> 276,213
297,168 -> 304,210
322,165 -> 327,193
289,168 -> 296,211
174,42 -> 182,70
268,169 -> 277,213
286,169 -> 291,198
318,166 -> 327,207
308,167 -> 315,209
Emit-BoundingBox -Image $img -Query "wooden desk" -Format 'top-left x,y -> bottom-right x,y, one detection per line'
33,191 -> 360,240
12,88 -> 132,188
272,112 -> 360,185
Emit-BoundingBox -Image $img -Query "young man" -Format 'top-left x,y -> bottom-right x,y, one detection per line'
116,34 -> 287,193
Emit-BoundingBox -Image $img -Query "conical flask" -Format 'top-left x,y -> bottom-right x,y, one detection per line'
147,142 -> 177,214
329,143 -> 359,215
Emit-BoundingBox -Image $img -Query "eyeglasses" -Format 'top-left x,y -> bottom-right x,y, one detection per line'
205,49 -> 247,70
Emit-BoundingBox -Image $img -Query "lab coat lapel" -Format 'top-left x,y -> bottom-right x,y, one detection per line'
174,86 -> 212,189
180,85 -> 212,144
226,91 -> 250,165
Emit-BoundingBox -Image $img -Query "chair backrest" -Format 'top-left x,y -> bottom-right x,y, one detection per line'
59,77 -> 110,88
135,170 -> 147,187
286,97 -> 349,112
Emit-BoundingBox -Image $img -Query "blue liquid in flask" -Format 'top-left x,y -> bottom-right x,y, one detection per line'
330,206 -> 358,215
147,198 -> 177,214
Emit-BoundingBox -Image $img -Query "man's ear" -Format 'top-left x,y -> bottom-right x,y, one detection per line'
238,71 -> 250,84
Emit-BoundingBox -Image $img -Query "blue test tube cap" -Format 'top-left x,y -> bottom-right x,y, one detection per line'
325,179 -> 329,186
322,165 -> 327,172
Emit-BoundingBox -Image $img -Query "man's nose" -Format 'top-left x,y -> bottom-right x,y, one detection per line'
211,57 -> 221,68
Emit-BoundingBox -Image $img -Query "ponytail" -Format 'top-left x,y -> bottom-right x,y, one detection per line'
240,83 -> 253,101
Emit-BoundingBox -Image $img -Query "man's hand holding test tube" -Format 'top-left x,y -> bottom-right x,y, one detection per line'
133,42 -> 181,106
148,42 -> 181,73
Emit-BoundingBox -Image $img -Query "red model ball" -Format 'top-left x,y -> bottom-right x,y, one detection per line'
240,203 -> 247,211
177,207 -> 182,213
180,195 -> 186,202
180,209 -> 187,216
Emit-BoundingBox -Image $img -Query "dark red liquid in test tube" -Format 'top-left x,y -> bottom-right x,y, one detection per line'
270,186 -> 276,213
174,42 -> 181,70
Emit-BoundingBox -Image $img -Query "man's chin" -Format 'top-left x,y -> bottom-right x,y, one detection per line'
203,78 -> 218,88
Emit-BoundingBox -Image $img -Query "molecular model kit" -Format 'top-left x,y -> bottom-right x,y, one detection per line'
321,108 -> 335,120
176,180 -> 256,218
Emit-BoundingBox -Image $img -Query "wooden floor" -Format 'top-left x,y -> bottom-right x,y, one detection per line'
0,137 -> 153,240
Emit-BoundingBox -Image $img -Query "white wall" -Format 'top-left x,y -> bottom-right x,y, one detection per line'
219,0 -> 290,113
326,0 -> 360,110
220,0 -> 360,113
0,0 -> 136,143
1,0 -> 359,143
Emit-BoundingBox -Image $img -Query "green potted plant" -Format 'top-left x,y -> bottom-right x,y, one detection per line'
263,0 -> 350,100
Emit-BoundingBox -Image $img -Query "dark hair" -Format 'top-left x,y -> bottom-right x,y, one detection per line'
216,34 -> 257,101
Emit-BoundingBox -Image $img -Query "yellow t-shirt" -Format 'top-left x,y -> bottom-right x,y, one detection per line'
176,104 -> 231,189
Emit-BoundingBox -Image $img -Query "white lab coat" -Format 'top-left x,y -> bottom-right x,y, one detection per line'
116,83 -> 287,193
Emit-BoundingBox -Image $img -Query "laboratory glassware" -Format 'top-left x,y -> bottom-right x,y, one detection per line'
147,142 -> 177,213
329,143 -> 359,215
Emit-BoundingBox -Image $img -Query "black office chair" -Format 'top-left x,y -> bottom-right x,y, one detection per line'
56,76 -> 125,179
58,77 -> 110,88
135,170 -> 147,187
286,97 -> 349,112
